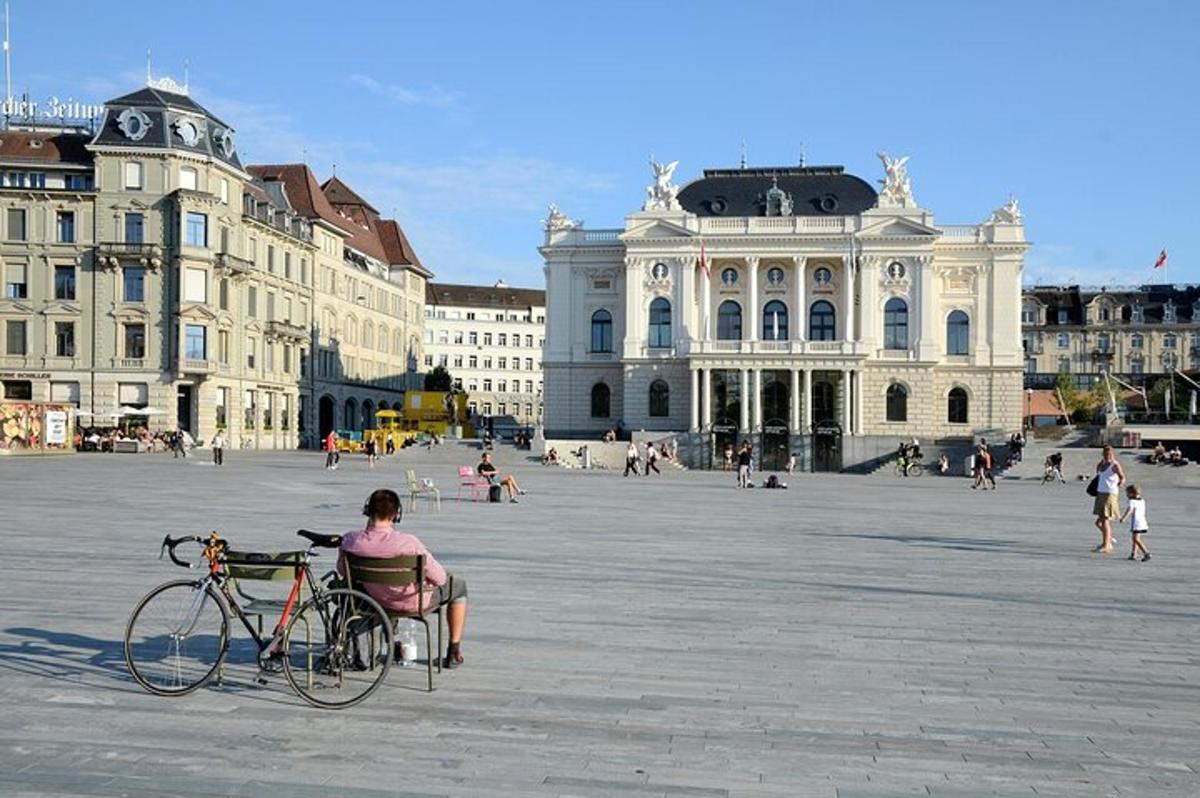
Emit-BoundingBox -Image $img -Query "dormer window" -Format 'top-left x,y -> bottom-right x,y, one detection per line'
1163,300 -> 1176,322
1131,304 -> 1144,323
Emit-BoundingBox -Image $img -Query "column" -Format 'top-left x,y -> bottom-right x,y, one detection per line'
794,256 -> 807,342
802,369 -> 813,433
859,257 -> 877,349
739,368 -> 750,432
853,370 -> 864,436
843,258 -> 855,343
679,256 -> 695,347
689,368 -> 700,432
916,255 -> 937,361
702,263 -> 712,341
753,368 -> 763,432
701,368 -> 712,429
746,257 -> 759,342
789,368 -> 800,432
841,369 -> 852,432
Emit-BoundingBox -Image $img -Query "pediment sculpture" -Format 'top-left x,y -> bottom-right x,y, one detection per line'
876,151 -> 916,207
543,203 -> 581,232
986,196 -> 1023,224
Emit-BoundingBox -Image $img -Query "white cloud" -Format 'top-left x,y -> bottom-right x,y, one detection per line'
348,74 -> 459,108
1024,244 -> 1158,289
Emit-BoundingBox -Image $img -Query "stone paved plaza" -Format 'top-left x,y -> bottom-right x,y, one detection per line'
1,444 -> 1198,797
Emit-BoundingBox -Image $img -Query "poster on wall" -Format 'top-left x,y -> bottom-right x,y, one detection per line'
45,410 -> 68,445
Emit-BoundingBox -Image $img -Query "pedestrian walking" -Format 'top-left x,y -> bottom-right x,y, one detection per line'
722,442 -> 734,471
210,430 -> 226,467
982,445 -> 997,489
365,437 -> 377,470
1118,484 -> 1151,562
172,427 -> 187,459
623,440 -> 639,477
736,440 -> 752,488
324,430 -> 340,470
785,453 -> 795,474
1090,444 -> 1125,553
644,442 -> 660,475
385,432 -> 395,455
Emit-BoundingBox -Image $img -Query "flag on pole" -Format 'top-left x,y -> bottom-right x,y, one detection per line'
1154,249 -> 1168,269
698,238 -> 709,278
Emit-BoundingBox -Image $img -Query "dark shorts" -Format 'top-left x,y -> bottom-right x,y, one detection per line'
1131,528 -> 1148,536
436,574 -> 468,605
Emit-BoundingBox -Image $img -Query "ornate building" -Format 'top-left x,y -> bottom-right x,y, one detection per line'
541,155 -> 1028,470
1022,284 -> 1200,389
423,280 -> 545,427
0,78 -> 429,448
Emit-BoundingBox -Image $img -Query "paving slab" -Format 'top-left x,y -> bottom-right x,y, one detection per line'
0,442 -> 1197,796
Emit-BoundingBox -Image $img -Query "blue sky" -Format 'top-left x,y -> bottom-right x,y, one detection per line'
12,0 -> 1200,287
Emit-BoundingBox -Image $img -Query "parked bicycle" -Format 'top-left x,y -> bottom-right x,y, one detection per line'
894,456 -> 925,477
123,529 -> 393,709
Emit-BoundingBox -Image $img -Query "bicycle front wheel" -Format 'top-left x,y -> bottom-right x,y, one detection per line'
124,579 -> 229,696
909,464 -> 925,477
282,588 -> 393,710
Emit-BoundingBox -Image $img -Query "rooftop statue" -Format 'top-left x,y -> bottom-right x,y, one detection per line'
876,151 -> 915,207
987,196 -> 1023,224
543,203 -> 580,232
643,157 -> 681,212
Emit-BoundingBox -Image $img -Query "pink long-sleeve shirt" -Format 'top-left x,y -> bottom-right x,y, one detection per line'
338,525 -> 446,614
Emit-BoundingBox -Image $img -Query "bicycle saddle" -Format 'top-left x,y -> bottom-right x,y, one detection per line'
297,529 -> 342,548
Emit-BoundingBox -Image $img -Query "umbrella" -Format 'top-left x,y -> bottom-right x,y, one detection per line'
139,406 -> 170,416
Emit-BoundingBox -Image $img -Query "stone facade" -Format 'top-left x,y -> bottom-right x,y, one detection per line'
0,79 -> 429,449
541,160 -> 1027,467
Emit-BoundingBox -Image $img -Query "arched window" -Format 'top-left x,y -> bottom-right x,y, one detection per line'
717,300 -> 742,340
648,298 -> 671,348
762,300 -> 788,341
649,380 -> 669,417
590,309 -> 612,353
362,321 -> 373,350
809,300 -> 836,340
946,310 -> 970,355
361,399 -> 374,431
378,325 -> 389,353
590,383 -> 610,418
886,383 -> 907,422
884,298 -> 908,350
948,387 -> 968,424
343,398 -> 358,430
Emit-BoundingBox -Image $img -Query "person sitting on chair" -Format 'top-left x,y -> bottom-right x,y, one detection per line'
937,453 -> 950,474
339,489 -> 469,669
477,451 -> 525,502
1152,441 -> 1167,464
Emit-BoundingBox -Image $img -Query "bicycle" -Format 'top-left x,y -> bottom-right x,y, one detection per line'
123,529 -> 394,709
894,457 -> 925,477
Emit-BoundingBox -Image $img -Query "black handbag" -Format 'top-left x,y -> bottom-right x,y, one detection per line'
1085,475 -> 1099,497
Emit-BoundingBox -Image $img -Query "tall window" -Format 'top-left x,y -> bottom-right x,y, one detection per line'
123,266 -> 145,302
1130,333 -> 1144,349
4,264 -> 26,298
648,297 -> 671,348
649,380 -> 669,417
946,310 -> 970,355
218,330 -> 230,364
55,322 -> 75,357
54,266 -> 76,300
185,212 -> 207,247
185,325 -> 207,360
7,208 -> 26,241
590,382 -> 610,418
124,323 -> 146,359
809,300 -> 836,340
125,213 -> 144,244
717,300 -> 742,340
884,298 -> 908,350
947,387 -> 968,424
886,383 -> 908,422
124,162 -> 143,189
56,211 -> 75,243
762,300 -> 788,341
6,320 -> 26,355
590,309 -> 613,352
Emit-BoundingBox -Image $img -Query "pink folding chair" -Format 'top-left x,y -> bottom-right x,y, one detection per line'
457,466 -> 488,502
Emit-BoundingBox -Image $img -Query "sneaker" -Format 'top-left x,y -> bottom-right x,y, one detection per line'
1127,554 -> 1137,560
443,650 -> 464,670
1141,553 -> 1151,562
510,497 -> 519,503
518,489 -> 527,495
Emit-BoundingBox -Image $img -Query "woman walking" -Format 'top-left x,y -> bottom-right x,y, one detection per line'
1091,444 -> 1125,553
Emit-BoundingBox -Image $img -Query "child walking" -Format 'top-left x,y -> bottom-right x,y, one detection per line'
1118,484 -> 1151,562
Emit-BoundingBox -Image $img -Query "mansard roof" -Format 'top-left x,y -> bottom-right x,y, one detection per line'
1025,284 -> 1200,324
91,84 -> 242,170
0,130 -> 92,165
677,165 -> 878,218
426,281 -> 545,309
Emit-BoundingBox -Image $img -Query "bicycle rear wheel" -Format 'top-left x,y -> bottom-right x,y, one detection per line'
124,579 -> 229,696
282,588 -> 392,709
909,464 -> 925,477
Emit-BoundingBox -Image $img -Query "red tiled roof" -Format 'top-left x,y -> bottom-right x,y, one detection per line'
320,175 -> 378,213
1026,390 -> 1065,418
248,164 -> 348,232
377,218 -> 429,273
0,131 -> 93,164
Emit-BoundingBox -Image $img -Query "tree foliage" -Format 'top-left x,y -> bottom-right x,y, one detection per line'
424,365 -> 453,392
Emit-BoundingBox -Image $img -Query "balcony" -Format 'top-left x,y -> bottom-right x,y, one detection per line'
266,320 -> 308,343
111,357 -> 146,370
180,358 -> 217,378
96,242 -> 164,270
215,251 -> 254,277
679,339 -> 866,357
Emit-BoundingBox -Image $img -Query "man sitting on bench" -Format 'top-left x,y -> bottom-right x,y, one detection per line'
339,489 -> 469,669
477,452 -> 525,503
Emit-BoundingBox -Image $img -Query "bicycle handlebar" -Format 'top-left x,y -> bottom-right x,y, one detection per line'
159,534 -> 201,568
